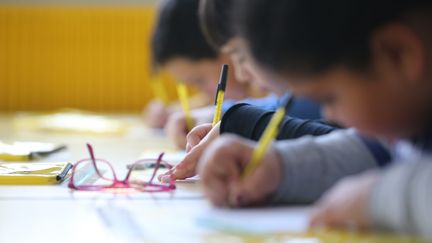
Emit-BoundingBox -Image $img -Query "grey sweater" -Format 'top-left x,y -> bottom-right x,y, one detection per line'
370,149 -> 432,237
273,129 -> 379,203
273,129 -> 432,237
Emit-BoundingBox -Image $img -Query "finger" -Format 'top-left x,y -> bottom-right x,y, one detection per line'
159,167 -> 197,183
201,166 -> 235,207
157,168 -> 175,182
175,143 -> 205,177
204,178 -> 230,207
229,147 -> 282,207
185,134 -> 201,152
202,123 -> 221,143
161,144 -> 204,182
185,143 -> 192,153
309,206 -> 334,228
197,135 -> 259,185
309,202 -> 349,229
170,165 -> 197,181
186,124 -> 213,151
230,169 -> 270,207
186,129 -> 201,143
198,136 -> 245,180
158,163 -> 190,182
198,136 -> 250,206
159,173 -> 176,184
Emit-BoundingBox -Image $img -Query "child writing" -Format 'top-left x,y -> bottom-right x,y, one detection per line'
198,0 -> 432,237
145,0 -> 249,148
145,0 -> 323,148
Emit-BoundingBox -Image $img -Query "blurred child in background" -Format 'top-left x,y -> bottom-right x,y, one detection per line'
144,0 -> 322,148
144,0 -> 255,148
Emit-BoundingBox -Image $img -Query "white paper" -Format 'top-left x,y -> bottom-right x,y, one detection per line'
196,206 -> 310,234
139,151 -> 186,165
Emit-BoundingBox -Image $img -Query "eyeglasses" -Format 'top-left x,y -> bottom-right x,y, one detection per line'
68,143 -> 176,193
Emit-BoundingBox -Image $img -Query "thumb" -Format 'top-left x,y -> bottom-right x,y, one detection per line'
309,205 -> 339,228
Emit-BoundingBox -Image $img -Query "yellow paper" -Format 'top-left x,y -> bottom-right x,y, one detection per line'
0,162 -> 72,185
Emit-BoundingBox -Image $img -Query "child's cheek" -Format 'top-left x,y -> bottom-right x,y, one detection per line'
335,104 -> 380,135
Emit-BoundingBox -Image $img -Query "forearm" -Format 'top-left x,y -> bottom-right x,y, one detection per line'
220,103 -> 336,141
272,129 -> 380,204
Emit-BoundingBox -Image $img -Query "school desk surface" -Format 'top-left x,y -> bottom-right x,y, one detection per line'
0,113 -> 423,243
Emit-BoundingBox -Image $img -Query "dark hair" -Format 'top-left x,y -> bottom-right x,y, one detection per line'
198,0 -> 237,50
236,0 -> 432,74
151,0 -> 217,68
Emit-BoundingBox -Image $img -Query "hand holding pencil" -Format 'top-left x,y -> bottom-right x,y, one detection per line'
159,65 -> 230,181
198,95 -> 294,207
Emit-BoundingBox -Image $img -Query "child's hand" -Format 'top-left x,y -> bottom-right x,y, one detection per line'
159,123 -> 220,183
185,123 -> 214,152
165,111 -> 192,149
197,134 -> 283,207
143,100 -> 171,128
165,107 -> 214,149
310,171 -> 379,229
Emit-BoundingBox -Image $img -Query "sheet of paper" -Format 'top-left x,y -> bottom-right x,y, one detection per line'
0,200 -> 118,243
196,206 -> 310,234
139,151 -> 186,165
96,200 -> 311,242
96,200 -> 211,243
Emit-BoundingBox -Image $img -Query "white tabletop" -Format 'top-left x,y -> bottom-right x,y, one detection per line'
0,113 -> 412,243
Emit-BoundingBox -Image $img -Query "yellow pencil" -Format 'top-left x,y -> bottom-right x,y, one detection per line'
212,64 -> 229,126
242,95 -> 295,179
176,82 -> 194,131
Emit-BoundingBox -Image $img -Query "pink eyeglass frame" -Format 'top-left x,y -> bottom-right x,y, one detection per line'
68,143 -> 176,192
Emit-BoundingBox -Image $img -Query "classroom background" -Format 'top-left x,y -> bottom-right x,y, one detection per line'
0,0 -> 178,112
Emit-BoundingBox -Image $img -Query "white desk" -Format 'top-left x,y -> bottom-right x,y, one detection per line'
0,114 -> 419,243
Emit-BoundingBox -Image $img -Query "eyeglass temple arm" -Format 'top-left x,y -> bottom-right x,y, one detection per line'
124,153 -> 165,183
148,153 -> 164,184
86,143 -> 106,179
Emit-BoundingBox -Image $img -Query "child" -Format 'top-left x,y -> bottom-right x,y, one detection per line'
146,0 -> 323,148
198,0 -> 432,237
145,0 -> 249,147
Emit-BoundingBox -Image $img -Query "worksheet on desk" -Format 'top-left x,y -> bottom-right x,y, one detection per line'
95,200 -> 310,242
196,206 -> 310,234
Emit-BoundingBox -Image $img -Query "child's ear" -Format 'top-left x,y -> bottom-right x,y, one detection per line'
371,23 -> 425,85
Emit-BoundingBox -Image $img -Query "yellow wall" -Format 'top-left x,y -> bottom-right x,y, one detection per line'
0,5 -> 177,112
